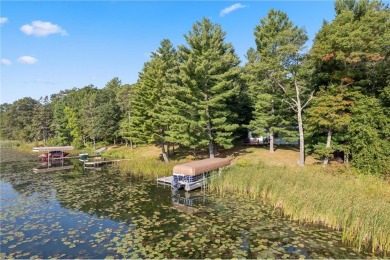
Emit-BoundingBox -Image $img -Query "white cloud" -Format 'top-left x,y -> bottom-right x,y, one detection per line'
220,3 -> 246,17
1,59 -> 11,65
17,56 -> 38,64
20,20 -> 67,37
0,17 -> 8,24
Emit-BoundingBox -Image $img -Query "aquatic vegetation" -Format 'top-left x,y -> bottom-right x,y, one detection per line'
208,162 -> 390,254
0,149 -> 385,258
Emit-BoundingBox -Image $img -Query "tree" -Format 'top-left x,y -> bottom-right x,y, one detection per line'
116,84 -> 135,147
64,106 -> 83,148
173,18 -> 240,158
96,78 -> 122,144
244,11 -> 302,153
52,99 -> 71,145
0,103 -> 13,140
306,85 -> 352,165
31,96 -> 53,145
8,97 -> 40,142
348,95 -> 390,174
130,39 -> 179,162
252,9 -> 311,166
310,0 -> 390,172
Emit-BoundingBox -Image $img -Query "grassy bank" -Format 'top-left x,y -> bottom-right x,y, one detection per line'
103,145 -> 187,178
209,162 -> 390,254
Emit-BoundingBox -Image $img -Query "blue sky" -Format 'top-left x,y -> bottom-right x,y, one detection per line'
1,1 -> 336,104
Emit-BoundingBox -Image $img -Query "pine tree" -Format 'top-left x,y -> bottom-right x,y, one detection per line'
130,39 -> 178,162
172,18 -> 240,158
96,78 -> 122,144
52,100 -> 71,145
251,9 -> 311,165
31,96 -> 53,145
116,84 -> 135,147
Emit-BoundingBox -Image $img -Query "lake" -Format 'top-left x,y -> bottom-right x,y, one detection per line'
0,148 -> 378,258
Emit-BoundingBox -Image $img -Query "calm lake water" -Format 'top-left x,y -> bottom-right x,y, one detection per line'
0,148 -> 379,259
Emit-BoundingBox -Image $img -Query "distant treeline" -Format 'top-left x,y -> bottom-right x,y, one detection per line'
1,0 -> 389,174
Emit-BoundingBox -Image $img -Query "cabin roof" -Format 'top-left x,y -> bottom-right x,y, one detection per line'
173,157 -> 231,176
32,146 -> 74,152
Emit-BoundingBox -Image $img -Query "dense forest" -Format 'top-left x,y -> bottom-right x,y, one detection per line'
1,0 -> 389,174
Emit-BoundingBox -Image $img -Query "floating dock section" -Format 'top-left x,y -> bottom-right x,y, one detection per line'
157,157 -> 231,191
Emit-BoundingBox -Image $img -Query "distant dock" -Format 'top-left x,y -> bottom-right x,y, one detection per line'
84,159 -> 131,167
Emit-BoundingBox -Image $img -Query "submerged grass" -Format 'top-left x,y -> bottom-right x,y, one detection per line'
209,162 -> 390,254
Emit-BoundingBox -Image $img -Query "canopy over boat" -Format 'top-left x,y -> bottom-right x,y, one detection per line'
33,146 -> 74,152
173,158 -> 231,176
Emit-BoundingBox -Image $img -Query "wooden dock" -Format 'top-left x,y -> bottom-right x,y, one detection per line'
84,159 -> 131,167
157,176 -> 173,185
33,165 -> 74,173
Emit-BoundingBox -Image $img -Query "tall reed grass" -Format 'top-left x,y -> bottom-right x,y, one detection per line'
117,157 -> 175,179
209,162 -> 390,254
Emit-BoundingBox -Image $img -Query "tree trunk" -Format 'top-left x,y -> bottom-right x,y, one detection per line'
209,141 -> 215,158
269,99 -> 275,153
269,129 -> 275,153
323,129 -> 332,166
295,82 -> 305,167
93,138 -> 96,151
204,93 -> 214,158
161,142 -> 169,163
344,153 -> 349,163
130,140 -> 133,149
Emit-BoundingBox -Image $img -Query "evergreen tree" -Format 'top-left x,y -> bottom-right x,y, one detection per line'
245,10 -> 301,152
116,84 -> 135,147
173,18 -> 240,158
31,96 -> 53,145
52,100 -> 71,145
348,95 -> 390,174
251,9 -> 311,165
96,78 -> 122,144
130,39 -> 178,162
306,85 -> 352,165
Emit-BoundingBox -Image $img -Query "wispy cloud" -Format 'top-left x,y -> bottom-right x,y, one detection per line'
33,79 -> 56,85
220,3 -> 246,17
20,20 -> 68,37
1,59 -> 11,65
0,17 -> 8,24
17,56 -> 38,64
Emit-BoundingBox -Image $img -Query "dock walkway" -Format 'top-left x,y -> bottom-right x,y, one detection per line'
84,159 -> 131,167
